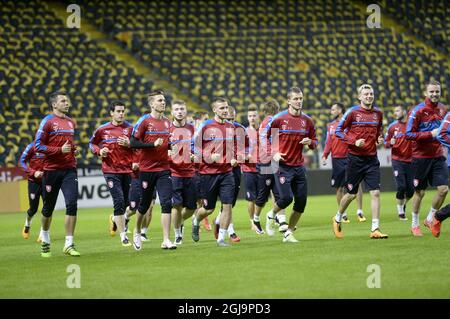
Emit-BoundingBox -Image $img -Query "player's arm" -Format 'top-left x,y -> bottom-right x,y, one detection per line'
335,109 -> 356,145
384,124 -> 394,148
130,117 -> 161,149
322,126 -> 332,160
89,128 -> 102,155
19,144 -> 32,174
437,113 -> 450,148
34,119 -> 61,155
406,110 -> 433,141
305,121 -> 318,150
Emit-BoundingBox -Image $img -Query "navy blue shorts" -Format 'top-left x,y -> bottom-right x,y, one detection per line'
232,166 -> 242,206
274,164 -> 308,212
243,172 -> 258,201
128,177 -> 156,211
172,176 -> 197,210
104,173 -> 131,216
411,156 -> 449,190
331,157 -> 348,188
138,170 -> 172,214
391,160 -> 414,199
27,180 -> 42,217
192,172 -> 203,200
41,168 -> 78,217
200,172 -> 235,210
255,164 -> 280,207
345,154 -> 380,194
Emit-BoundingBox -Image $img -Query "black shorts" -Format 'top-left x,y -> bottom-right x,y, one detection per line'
392,160 -> 414,195
172,176 -> 197,210
411,156 -> 449,190
345,154 -> 380,194
243,172 -> 258,201
200,172 -> 235,210
104,173 -> 131,216
255,164 -> 281,207
139,170 -> 172,214
331,158 -> 348,188
42,168 -> 78,217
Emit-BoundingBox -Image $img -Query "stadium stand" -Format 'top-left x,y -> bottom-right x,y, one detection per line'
1,0 -> 448,167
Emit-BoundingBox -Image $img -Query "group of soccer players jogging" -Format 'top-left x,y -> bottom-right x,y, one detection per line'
18,80 -> 450,257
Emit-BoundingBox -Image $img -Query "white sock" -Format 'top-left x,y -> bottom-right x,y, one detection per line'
174,228 -> 182,238
284,229 -> 293,237
141,227 -> 148,234
412,212 -> 419,228
65,235 -> 73,248
397,204 -> 405,215
41,230 -> 50,244
267,210 -> 274,219
371,219 -> 379,232
192,217 -> 199,226
357,209 -> 364,216
218,228 -> 226,241
277,213 -> 286,224
253,215 -> 260,222
227,223 -> 235,235
215,212 -> 222,225
427,208 -> 437,222
335,211 -> 343,223
25,217 -> 31,227
120,232 -> 126,241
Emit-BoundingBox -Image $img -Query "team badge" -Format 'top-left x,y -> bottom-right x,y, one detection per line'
142,181 -> 148,189
46,185 -> 52,193
347,183 -> 353,191
108,180 -> 114,188
331,179 -> 335,186
130,201 -> 136,208
30,193 -> 35,200
279,176 -> 286,184
394,170 -> 398,177
52,123 -> 59,132
203,199 -> 208,207
123,129 -> 129,135
413,179 -> 419,187
265,179 -> 271,186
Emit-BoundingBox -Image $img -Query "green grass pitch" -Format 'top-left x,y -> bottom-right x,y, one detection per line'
0,192 -> 449,299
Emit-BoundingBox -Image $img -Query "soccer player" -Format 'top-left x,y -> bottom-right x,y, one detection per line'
191,97 -> 237,247
89,100 -> 134,247
252,100 -> 282,236
169,100 -> 197,245
321,103 -> 366,223
241,104 -> 260,230
35,91 -> 80,257
213,105 -> 244,243
332,84 -> 388,239
429,111 -> 450,237
19,142 -> 44,240
130,90 -> 174,250
384,105 -> 414,220
406,80 -> 448,236
264,87 -> 318,243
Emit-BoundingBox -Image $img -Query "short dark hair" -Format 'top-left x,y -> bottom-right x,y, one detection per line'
287,87 -> 302,100
147,89 -> 165,105
211,97 -> 229,110
247,104 -> 258,113
333,103 -> 346,113
48,91 -> 68,108
109,100 -> 126,113
425,80 -> 441,90
261,100 -> 280,116
171,100 -> 186,107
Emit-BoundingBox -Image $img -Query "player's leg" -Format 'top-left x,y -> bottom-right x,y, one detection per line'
217,172 -> 235,246
133,172 -> 156,250
333,155 -> 364,238
39,170 -> 62,257
410,158 -> 431,235
283,166 -> 307,243
431,204 -> 450,237
154,170 -> 175,249
425,157 -> 449,229
175,178 -> 197,245
22,181 -> 41,239
392,160 -> 407,220
254,171 -> 273,234
273,165 -> 295,232
60,169 -> 80,255
332,158 -> 350,223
